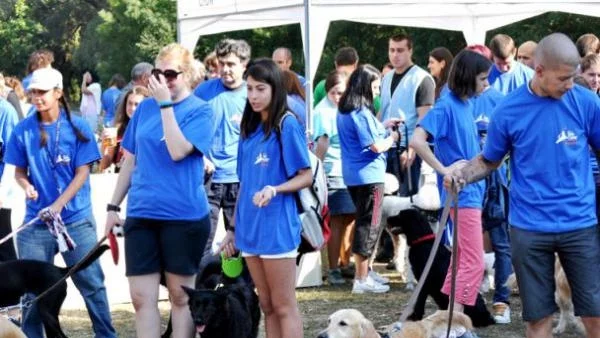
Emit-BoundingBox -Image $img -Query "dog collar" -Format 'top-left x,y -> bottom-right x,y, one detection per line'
410,233 -> 436,246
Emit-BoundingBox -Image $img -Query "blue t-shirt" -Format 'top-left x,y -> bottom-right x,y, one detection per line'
471,87 -> 508,186
208,86 -> 246,183
0,99 -> 18,177
287,94 -> 306,131
235,116 -> 310,255
194,78 -> 229,101
419,92 -> 484,208
22,74 -> 32,92
483,84 -> 600,232
488,61 -> 534,95
337,106 -> 387,186
5,111 -> 100,224
122,95 -> 214,220
312,97 -> 342,177
101,87 -> 121,126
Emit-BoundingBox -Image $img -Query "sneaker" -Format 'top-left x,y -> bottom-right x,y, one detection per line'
340,264 -> 356,278
368,269 -> 390,284
492,302 -> 511,324
352,276 -> 390,294
327,268 -> 346,285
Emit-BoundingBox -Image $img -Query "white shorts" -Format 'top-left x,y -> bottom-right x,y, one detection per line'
241,249 -> 298,259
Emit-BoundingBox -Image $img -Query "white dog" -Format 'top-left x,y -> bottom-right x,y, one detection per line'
373,163 -> 440,287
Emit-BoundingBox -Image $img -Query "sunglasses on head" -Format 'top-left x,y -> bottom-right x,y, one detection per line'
151,69 -> 182,81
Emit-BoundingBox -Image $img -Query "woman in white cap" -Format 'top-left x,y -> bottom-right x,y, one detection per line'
4,67 -> 116,338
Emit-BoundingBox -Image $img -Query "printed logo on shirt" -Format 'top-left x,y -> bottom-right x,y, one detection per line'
56,154 -> 71,164
231,113 -> 242,126
555,129 -> 577,145
254,152 -> 269,166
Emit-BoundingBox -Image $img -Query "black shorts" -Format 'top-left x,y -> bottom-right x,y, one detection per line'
123,216 -> 210,276
511,225 -> 600,321
348,183 -> 384,257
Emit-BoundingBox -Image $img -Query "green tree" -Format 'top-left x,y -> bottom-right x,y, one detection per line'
0,0 -> 45,77
75,0 -> 177,87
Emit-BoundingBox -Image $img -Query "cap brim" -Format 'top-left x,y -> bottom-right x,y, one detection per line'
27,83 -> 56,91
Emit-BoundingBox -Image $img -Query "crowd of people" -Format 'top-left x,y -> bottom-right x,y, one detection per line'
0,29 -> 599,338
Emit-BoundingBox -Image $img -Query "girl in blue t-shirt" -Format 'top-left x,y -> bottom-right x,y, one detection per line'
218,58 -> 311,338
411,50 -> 491,312
104,44 -> 214,337
337,64 -> 401,294
4,67 -> 116,338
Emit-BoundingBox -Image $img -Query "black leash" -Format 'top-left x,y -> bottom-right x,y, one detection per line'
23,235 -> 108,308
399,181 -> 460,338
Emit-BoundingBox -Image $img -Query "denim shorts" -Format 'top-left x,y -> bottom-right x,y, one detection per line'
511,225 -> 600,321
124,216 -> 210,276
327,176 -> 356,216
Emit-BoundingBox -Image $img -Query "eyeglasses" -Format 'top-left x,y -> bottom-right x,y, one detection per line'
151,69 -> 182,81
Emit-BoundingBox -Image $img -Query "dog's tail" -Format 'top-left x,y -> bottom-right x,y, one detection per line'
59,244 -> 110,275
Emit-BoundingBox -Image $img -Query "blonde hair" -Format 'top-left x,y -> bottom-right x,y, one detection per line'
581,53 -> 600,73
155,43 -> 195,88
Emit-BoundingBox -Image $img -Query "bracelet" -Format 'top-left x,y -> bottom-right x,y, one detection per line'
158,100 -> 174,109
265,185 -> 277,197
106,203 -> 121,212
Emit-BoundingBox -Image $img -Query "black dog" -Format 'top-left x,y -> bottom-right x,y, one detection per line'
0,244 -> 110,338
161,255 -> 258,338
388,209 -> 495,327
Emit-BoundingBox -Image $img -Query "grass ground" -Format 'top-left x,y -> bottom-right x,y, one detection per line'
57,264 -> 583,338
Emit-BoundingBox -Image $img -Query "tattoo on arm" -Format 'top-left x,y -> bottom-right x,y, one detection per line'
462,154 -> 499,184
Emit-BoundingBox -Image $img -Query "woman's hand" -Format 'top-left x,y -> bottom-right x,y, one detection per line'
383,117 -> 402,129
217,230 -> 236,257
253,186 -> 276,207
25,185 -> 38,200
148,73 -> 171,102
104,211 -> 124,237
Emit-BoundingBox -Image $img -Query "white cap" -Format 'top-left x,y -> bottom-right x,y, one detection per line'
28,68 -> 63,91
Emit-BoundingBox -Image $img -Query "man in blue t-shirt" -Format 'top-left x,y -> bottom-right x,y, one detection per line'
446,33 -> 600,338
272,47 -> 306,87
194,39 -> 251,257
488,34 -> 534,95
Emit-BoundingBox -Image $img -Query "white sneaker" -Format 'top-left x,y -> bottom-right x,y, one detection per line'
368,269 -> 390,284
352,276 -> 390,294
492,302 -> 511,324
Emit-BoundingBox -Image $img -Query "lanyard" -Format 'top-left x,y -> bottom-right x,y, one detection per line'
44,115 -> 64,194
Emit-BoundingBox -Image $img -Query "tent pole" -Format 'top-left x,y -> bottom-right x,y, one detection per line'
304,0 -> 313,139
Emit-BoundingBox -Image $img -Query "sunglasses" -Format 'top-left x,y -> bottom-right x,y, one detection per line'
151,69 -> 182,81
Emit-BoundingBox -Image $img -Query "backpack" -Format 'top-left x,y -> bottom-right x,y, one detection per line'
276,112 -> 331,258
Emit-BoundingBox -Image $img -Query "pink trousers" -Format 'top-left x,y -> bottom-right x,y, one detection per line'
441,208 -> 484,306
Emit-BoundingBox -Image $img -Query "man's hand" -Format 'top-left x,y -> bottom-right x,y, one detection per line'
443,160 -> 469,192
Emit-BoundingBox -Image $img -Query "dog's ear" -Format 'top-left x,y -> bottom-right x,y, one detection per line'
360,318 -> 379,338
181,285 -> 196,297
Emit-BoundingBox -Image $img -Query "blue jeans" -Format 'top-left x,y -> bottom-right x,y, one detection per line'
16,217 -> 116,338
489,221 -> 513,304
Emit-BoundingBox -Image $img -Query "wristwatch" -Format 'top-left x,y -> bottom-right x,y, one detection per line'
106,203 -> 121,212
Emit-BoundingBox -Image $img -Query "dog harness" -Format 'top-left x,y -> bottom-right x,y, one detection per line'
409,233 -> 436,246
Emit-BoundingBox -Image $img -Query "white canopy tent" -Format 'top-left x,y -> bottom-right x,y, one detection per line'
177,0 -> 600,125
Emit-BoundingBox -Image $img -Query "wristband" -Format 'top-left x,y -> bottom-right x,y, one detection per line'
158,100 -> 174,109
265,185 -> 277,197
107,203 -> 121,212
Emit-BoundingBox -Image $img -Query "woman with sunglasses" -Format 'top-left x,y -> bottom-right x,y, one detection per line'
218,58 -> 311,338
4,67 -> 116,338
104,43 -> 214,337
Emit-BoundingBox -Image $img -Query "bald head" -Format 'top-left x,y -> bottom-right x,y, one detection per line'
517,41 -> 537,69
273,47 -> 293,71
535,33 -> 580,70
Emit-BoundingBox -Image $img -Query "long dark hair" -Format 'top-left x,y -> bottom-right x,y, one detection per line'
429,47 -> 454,99
240,58 -> 289,140
338,64 -> 380,114
115,86 -> 149,138
36,93 -> 89,147
447,50 -> 492,99
283,70 -> 305,101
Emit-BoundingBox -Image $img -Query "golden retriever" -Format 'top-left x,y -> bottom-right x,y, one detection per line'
505,257 -> 585,335
317,309 -> 473,338
316,309 -> 379,338
0,316 -> 26,338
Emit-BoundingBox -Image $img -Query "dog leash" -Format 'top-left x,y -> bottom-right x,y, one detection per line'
0,216 -> 40,246
22,235 -> 108,308
399,181 -> 460,338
